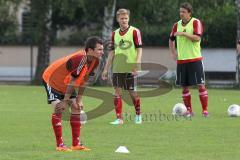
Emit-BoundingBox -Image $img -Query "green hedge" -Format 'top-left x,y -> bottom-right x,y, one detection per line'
0,1 -> 237,48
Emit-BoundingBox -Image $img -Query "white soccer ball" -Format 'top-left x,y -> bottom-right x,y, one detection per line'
227,104 -> 240,117
172,103 -> 187,116
80,110 -> 87,124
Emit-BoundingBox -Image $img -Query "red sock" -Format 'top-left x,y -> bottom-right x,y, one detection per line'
51,113 -> 63,147
182,89 -> 192,112
70,114 -> 81,146
114,95 -> 122,119
132,97 -> 141,115
199,86 -> 208,112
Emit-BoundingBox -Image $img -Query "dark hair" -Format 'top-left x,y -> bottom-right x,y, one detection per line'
180,2 -> 193,13
85,36 -> 103,51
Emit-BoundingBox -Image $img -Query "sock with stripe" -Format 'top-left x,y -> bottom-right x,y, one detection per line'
182,88 -> 192,112
199,85 -> 208,112
70,114 -> 81,146
114,95 -> 122,119
52,113 -> 63,147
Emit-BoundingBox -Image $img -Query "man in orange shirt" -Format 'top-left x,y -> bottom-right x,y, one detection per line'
42,36 -> 103,151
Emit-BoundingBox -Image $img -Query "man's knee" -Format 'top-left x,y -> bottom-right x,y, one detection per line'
182,86 -> 190,93
114,88 -> 122,96
198,84 -> 205,90
128,90 -> 138,98
70,98 -> 81,114
51,99 -> 63,114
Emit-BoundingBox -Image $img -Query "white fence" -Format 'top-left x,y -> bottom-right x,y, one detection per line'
0,46 -> 236,83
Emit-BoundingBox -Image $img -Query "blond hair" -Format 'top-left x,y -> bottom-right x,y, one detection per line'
116,8 -> 130,18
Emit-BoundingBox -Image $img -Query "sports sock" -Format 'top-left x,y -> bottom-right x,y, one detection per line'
182,88 -> 192,112
52,113 -> 63,147
132,97 -> 141,115
70,114 -> 81,146
114,95 -> 122,119
199,86 -> 208,112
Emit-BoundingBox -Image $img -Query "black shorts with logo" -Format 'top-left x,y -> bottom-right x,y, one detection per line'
112,73 -> 137,90
42,80 -> 77,104
176,60 -> 205,87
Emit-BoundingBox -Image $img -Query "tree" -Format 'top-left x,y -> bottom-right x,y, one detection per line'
31,0 -> 113,84
31,0 -> 86,84
31,0 -> 52,84
0,0 -> 20,44
236,0 -> 240,40
94,0 -> 117,85
29,0 -> 237,84
236,0 -> 240,86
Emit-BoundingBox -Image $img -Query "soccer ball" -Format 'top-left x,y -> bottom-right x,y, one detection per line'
172,103 -> 187,116
80,110 -> 87,124
227,104 -> 240,117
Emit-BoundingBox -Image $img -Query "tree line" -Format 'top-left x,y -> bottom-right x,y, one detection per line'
0,0 -> 237,48
0,0 -> 238,84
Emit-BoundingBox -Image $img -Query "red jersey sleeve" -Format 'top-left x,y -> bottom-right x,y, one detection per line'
169,23 -> 178,41
193,19 -> 203,36
111,31 -> 115,50
111,31 -> 115,43
133,28 -> 142,48
66,55 -> 87,78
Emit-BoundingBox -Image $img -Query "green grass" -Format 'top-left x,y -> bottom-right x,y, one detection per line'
1,85 -> 240,160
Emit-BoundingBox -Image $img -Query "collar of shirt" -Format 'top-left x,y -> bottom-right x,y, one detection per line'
119,25 -> 130,35
182,17 -> 192,26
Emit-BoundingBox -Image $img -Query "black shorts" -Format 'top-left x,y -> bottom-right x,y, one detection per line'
176,60 -> 205,86
112,73 -> 137,90
42,80 -> 77,104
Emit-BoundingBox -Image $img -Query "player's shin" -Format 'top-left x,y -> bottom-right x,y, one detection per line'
132,96 -> 141,115
70,114 -> 81,146
114,95 -> 123,119
51,113 -> 63,147
198,85 -> 208,112
129,91 -> 141,115
182,88 -> 192,113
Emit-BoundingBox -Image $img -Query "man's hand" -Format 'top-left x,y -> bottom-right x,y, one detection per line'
174,32 -> 185,36
55,99 -> 72,113
132,68 -> 138,76
76,96 -> 84,111
101,70 -> 108,80
174,32 -> 200,41
78,100 -> 84,111
171,52 -> 178,61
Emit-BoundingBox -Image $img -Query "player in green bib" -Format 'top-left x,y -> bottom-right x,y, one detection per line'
102,9 -> 143,125
169,2 -> 209,117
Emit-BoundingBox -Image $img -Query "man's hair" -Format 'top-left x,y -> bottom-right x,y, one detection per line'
85,36 -> 103,51
180,2 -> 193,13
116,8 -> 130,18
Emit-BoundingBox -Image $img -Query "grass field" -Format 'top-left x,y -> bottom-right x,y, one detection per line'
1,85 -> 240,160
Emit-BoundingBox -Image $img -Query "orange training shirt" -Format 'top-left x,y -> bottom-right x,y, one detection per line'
42,50 -> 99,94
